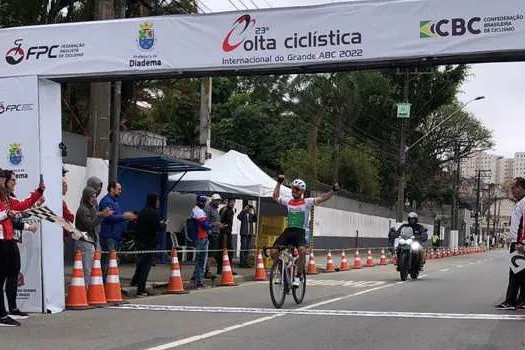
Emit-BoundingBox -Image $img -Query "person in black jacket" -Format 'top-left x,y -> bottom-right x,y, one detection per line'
133,193 -> 166,297
218,199 -> 236,275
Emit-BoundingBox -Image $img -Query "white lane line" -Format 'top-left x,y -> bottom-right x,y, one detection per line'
439,268 -> 450,272
457,265 -> 464,268
115,304 -> 525,322
140,282 -> 396,350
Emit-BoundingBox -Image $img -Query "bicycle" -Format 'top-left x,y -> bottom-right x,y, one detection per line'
263,245 -> 307,309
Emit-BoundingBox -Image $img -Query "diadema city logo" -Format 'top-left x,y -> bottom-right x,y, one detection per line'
222,15 -> 260,52
130,21 -> 162,68
137,21 -> 155,50
8,143 -> 23,166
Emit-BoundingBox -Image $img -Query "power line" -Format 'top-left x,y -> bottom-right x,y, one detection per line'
227,0 -> 240,10
196,0 -> 212,13
235,0 -> 250,10
261,0 -> 272,7
247,0 -> 260,9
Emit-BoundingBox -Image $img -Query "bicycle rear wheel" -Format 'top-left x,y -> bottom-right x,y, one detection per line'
292,273 -> 306,304
269,259 -> 286,309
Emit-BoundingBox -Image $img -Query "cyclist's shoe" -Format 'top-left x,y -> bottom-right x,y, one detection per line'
292,276 -> 301,288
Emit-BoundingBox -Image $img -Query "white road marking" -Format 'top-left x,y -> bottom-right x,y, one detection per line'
307,280 -> 387,288
116,304 -> 525,322
439,268 -> 450,272
457,265 -> 464,268
139,283 -> 395,350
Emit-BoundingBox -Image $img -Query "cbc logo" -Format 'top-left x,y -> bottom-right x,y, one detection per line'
420,17 -> 481,38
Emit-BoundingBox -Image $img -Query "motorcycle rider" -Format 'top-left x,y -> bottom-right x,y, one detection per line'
396,212 -> 428,269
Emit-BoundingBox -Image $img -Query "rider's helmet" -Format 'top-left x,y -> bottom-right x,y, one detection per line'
291,179 -> 306,191
407,212 -> 418,225
291,179 -> 307,199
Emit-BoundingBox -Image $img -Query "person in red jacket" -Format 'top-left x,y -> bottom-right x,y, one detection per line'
62,174 -> 74,241
0,170 -> 44,327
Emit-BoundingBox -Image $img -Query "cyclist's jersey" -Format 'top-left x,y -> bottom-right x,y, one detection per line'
278,196 -> 316,230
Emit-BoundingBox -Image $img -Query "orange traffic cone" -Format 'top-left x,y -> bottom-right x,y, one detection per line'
366,249 -> 375,267
428,249 -> 434,260
379,249 -> 387,265
392,254 -> 398,266
307,249 -> 318,275
255,250 -> 267,281
339,249 -> 350,271
87,250 -> 107,306
105,250 -> 123,304
325,250 -> 336,272
167,249 -> 189,294
220,248 -> 237,286
66,250 -> 90,310
353,250 -> 362,269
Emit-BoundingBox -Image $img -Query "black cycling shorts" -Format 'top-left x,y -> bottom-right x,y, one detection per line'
273,228 -> 307,248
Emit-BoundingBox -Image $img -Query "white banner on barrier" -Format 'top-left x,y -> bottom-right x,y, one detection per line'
0,0 -> 524,78
0,76 -> 43,312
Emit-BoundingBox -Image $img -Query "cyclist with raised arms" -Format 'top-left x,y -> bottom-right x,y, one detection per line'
272,175 -> 339,286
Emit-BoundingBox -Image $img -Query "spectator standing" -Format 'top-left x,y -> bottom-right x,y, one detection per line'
238,204 -> 257,268
191,195 -> 213,289
205,194 -> 223,277
218,199 -> 236,275
495,177 -> 525,310
62,171 -> 74,241
0,170 -> 44,327
75,187 -> 112,286
133,193 -> 166,297
99,181 -> 137,278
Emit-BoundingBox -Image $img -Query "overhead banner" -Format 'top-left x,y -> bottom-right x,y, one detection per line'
0,76 -> 43,312
0,0 -> 524,78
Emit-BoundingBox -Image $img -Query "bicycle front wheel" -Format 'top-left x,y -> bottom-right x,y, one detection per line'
269,259 -> 286,309
292,273 -> 306,304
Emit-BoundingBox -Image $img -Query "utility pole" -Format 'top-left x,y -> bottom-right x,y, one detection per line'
396,69 -> 409,223
109,0 -> 126,181
89,0 -> 114,160
451,142 -> 461,230
475,169 -> 491,239
199,78 -> 212,164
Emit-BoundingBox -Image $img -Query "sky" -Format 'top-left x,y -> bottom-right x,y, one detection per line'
204,0 -> 525,159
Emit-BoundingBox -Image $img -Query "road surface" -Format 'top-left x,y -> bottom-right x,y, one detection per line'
2,249 -> 522,350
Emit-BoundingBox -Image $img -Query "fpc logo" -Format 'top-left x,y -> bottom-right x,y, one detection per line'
137,22 -> 155,50
420,18 -> 481,38
222,15 -> 257,52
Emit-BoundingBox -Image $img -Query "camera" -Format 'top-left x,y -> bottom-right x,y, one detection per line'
59,142 -> 68,157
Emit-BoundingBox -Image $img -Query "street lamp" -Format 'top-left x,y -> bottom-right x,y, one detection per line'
405,96 -> 485,153
396,96 -> 486,223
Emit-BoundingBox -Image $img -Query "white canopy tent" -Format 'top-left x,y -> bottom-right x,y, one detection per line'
168,150 -> 291,198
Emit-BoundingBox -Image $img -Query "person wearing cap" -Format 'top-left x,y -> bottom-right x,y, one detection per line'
190,195 -> 213,289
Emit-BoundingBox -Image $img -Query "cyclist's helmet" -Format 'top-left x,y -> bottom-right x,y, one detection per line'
291,179 -> 307,191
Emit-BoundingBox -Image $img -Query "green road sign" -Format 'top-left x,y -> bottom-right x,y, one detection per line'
397,103 -> 411,119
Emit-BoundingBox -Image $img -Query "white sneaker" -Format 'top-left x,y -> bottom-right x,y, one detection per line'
292,276 -> 301,287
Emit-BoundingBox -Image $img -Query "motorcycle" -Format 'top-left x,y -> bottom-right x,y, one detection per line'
394,226 -> 422,281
